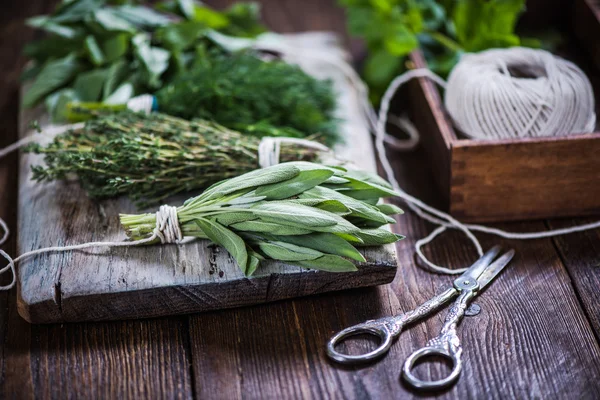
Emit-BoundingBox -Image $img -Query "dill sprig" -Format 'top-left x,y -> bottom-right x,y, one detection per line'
26,112 -> 319,206
154,51 -> 340,144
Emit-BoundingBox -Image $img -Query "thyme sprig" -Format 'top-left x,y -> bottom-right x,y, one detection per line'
120,162 -> 404,275
26,112 -> 319,206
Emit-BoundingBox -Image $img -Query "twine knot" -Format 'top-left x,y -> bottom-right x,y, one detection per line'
154,205 -> 183,244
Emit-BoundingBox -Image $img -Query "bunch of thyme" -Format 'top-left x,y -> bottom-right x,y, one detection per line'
120,162 -> 404,275
26,112 -> 319,206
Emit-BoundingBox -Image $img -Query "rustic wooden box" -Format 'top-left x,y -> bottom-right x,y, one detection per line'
401,0 -> 600,223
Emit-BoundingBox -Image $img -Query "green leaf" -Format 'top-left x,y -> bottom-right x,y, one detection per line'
214,212 -> 257,226
73,68 -> 109,101
22,53 -> 81,108
115,5 -> 172,28
376,203 -> 404,216
52,0 -> 106,23
46,88 -> 79,122
231,220 -> 312,236
222,2 -> 266,37
277,232 -> 366,262
197,163 -> 300,202
297,255 -> 358,273
91,9 -> 136,33
246,254 -> 260,276
258,241 -> 323,261
132,34 -> 170,88
254,168 -> 334,200
102,34 -> 130,62
84,35 -> 105,66
452,0 -> 525,52
315,200 -> 351,215
364,47 -> 402,87
196,218 -> 248,273
354,229 -> 404,246
26,15 -> 83,39
191,5 -> 229,28
176,0 -> 196,19
102,60 -> 129,99
155,20 -> 207,51
251,202 -> 338,228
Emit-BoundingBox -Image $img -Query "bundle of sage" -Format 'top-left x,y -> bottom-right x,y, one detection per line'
26,112 -> 321,205
120,162 -> 404,275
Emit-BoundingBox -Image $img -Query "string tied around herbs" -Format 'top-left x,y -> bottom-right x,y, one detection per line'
0,205 -> 182,290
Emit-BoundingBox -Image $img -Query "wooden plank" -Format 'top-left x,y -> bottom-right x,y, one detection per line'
548,217 -> 600,338
15,37 -> 397,323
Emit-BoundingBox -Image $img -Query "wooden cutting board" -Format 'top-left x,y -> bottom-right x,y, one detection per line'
16,40 -> 399,324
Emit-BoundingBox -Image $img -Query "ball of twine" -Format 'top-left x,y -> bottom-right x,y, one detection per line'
444,47 -> 596,140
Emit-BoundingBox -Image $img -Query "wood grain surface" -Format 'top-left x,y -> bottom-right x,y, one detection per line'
15,31 -> 397,323
1,0 -> 600,399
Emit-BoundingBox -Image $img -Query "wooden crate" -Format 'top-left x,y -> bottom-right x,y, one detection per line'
401,0 -> 600,223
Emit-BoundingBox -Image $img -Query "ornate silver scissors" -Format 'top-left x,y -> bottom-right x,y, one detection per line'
327,246 -> 515,390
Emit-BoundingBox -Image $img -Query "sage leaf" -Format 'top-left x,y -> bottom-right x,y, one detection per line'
196,218 -> 248,273
255,168 -> 334,200
376,203 -> 404,216
247,254 -> 260,276
214,212 -> 257,226
22,53 -> 81,108
277,233 -> 366,262
251,203 -> 338,228
354,229 -> 405,246
231,221 -> 312,236
258,241 -> 323,261
298,255 -> 358,273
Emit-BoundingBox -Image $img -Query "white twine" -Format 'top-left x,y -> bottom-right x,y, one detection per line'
127,94 -> 155,114
0,205 -> 181,290
258,137 -> 330,168
445,48 -> 596,139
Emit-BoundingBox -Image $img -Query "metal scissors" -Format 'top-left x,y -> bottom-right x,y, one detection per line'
327,246 -> 515,390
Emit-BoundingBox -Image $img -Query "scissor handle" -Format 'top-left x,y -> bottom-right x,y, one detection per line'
326,317 -> 400,364
402,344 -> 462,390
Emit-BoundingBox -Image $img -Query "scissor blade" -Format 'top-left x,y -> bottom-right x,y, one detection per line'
476,249 -> 515,290
459,245 -> 502,281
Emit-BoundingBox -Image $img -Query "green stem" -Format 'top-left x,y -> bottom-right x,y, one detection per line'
425,31 -> 463,53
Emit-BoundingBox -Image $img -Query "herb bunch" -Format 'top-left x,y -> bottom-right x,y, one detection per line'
27,112 -> 319,205
22,0 -> 266,120
155,51 -> 339,144
340,0 -> 539,102
120,162 -> 404,276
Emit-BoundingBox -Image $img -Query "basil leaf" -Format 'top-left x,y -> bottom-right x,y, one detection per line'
297,255 -> 358,273
91,9 -> 136,33
155,20 -> 207,51
102,34 -> 130,62
258,241 -> 323,261
196,218 -> 248,273
276,233 -> 366,262
132,34 -> 170,88
102,60 -> 129,99
53,0 -> 105,23
22,53 -> 81,108
26,16 -> 83,39
73,68 -> 109,101
84,35 -> 105,66
115,5 -> 172,28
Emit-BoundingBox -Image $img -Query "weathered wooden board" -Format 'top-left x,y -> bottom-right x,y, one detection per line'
15,42 -> 398,323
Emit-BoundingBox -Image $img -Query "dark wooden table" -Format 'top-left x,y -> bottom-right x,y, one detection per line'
1,1 -> 599,399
